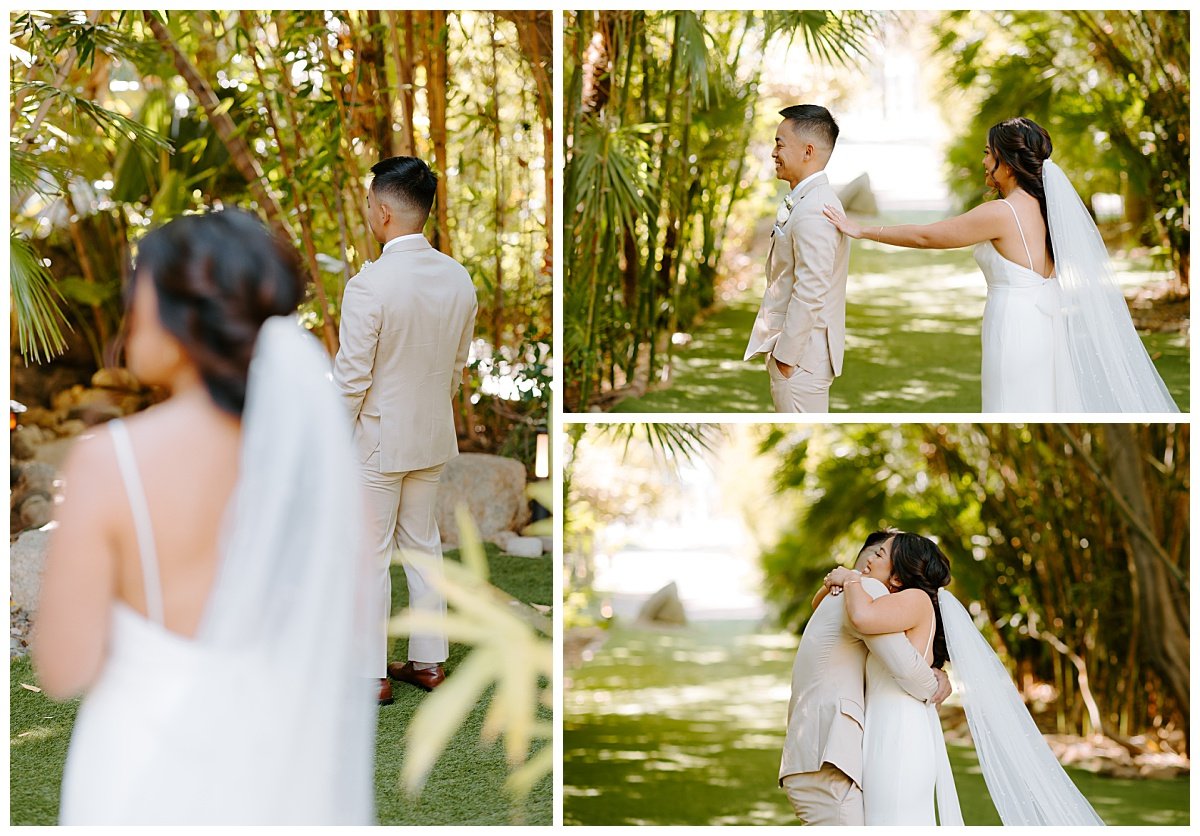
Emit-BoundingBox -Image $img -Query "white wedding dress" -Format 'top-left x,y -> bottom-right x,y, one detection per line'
975,161 -> 1178,413
58,317 -> 376,824
976,200 -> 1079,412
862,584 -> 961,825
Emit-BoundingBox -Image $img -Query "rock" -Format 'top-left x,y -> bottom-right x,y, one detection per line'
52,384 -> 87,413
58,419 -> 88,438
436,453 -> 531,545
15,461 -> 58,498
505,536 -> 544,558
11,529 -> 51,616
91,367 -> 142,391
11,428 -> 39,460
637,581 -> 688,626
17,493 -> 53,530
68,403 -> 123,426
489,530 -> 518,550
22,406 -> 60,430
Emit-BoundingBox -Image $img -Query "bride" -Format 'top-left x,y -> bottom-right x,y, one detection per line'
826,532 -> 1105,826
33,210 -> 376,823
822,116 -> 1179,413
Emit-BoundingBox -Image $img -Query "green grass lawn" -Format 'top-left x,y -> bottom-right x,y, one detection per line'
612,239 -> 1189,413
10,545 -> 552,826
564,620 -> 1189,826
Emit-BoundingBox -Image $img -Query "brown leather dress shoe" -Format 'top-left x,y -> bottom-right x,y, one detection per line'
378,677 -> 394,706
387,661 -> 446,692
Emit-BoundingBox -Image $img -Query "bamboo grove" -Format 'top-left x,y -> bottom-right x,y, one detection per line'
760,423 -> 1189,751
563,11 -> 880,411
11,10 -> 551,462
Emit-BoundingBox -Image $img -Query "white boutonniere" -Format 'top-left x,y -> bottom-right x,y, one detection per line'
776,195 -> 793,226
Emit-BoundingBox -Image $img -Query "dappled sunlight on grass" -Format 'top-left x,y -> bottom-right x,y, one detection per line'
610,240 -> 1188,413
565,621 -> 1189,826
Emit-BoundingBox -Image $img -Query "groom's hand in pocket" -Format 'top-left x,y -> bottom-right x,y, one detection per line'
931,668 -> 952,706
774,357 -> 795,379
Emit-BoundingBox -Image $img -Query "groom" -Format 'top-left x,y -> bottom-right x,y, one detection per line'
333,156 -> 478,706
744,105 -> 849,412
780,531 -> 951,825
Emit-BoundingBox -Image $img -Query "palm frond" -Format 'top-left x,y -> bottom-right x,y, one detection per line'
10,233 -> 71,364
764,10 -> 884,67
15,81 -> 174,157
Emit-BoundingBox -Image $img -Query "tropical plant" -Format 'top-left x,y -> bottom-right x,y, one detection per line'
389,509 -> 551,823
563,11 -> 885,410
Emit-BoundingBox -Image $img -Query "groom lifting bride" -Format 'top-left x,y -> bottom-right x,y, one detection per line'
332,156 -> 478,706
783,529 -> 1106,826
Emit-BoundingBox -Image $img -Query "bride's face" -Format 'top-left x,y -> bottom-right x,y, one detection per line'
982,146 -> 998,189
862,538 -> 896,586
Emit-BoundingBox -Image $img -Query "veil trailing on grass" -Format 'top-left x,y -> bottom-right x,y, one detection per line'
938,589 -> 1106,826
160,317 -> 376,823
1043,159 -> 1179,412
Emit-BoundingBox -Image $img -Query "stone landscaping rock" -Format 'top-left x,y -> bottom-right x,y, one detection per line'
436,453 -> 531,545
10,529 -> 51,616
15,461 -> 57,498
505,536 -> 544,558
92,367 -> 142,391
17,493 -> 52,530
637,581 -> 688,626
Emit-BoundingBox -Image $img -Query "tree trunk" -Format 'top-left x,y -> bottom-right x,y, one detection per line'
427,11 -> 452,256
1103,424 -> 1190,727
386,10 -> 416,155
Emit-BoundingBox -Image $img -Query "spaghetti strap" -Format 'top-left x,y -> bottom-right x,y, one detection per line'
1000,198 -> 1035,271
109,420 -> 165,626
923,609 -> 936,660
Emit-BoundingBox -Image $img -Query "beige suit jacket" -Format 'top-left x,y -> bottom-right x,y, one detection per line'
332,236 -> 477,473
744,172 -> 850,375
779,577 -> 938,787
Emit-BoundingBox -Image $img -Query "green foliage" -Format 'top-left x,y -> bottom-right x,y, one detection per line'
10,233 -> 71,363
758,423 -> 1189,744
563,11 -> 886,410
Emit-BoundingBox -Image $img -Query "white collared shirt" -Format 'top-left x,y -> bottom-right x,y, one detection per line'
380,232 -> 426,255
786,169 -> 826,204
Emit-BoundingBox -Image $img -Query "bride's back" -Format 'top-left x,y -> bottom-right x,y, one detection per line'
108,401 -> 241,637
993,190 -> 1054,278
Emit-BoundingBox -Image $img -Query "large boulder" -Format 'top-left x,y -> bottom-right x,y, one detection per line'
11,528 -> 51,616
436,453 -> 530,546
637,582 -> 688,626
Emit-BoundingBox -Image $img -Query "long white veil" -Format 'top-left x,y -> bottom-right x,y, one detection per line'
154,316 -> 376,823
1044,159 -> 1179,413
938,589 -> 1105,825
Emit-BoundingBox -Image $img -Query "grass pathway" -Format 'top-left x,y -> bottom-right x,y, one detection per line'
10,545 -> 552,826
612,242 -> 1189,413
564,620 -> 1188,826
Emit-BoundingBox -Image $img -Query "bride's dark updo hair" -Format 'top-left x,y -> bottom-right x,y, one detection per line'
987,117 -> 1055,264
888,532 -> 952,668
131,209 -> 304,416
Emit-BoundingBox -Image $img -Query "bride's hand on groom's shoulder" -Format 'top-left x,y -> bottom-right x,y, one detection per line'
822,204 -> 863,239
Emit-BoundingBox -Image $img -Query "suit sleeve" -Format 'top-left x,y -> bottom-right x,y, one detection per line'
772,210 -> 840,367
844,578 -> 938,703
331,277 -> 380,422
452,291 -> 478,396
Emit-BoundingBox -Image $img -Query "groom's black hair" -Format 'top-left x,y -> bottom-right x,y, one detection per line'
370,156 -> 437,219
779,104 -> 839,149
859,528 -> 900,555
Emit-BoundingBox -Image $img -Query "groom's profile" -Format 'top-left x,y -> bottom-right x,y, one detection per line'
744,104 -> 849,413
332,155 -> 477,706
780,531 -> 950,824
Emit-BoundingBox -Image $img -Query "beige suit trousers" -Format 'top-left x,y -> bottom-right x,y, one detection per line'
781,764 -> 864,826
360,452 -> 448,676
767,349 -> 834,413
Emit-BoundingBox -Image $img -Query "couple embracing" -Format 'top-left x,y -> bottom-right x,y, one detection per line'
781,530 -> 1105,826
746,104 -> 1178,414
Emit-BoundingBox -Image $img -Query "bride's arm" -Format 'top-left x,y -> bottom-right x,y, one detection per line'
843,582 -> 927,635
32,433 -> 118,701
822,200 -> 1010,250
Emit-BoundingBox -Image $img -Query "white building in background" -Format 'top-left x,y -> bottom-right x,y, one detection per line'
762,13 -> 954,212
